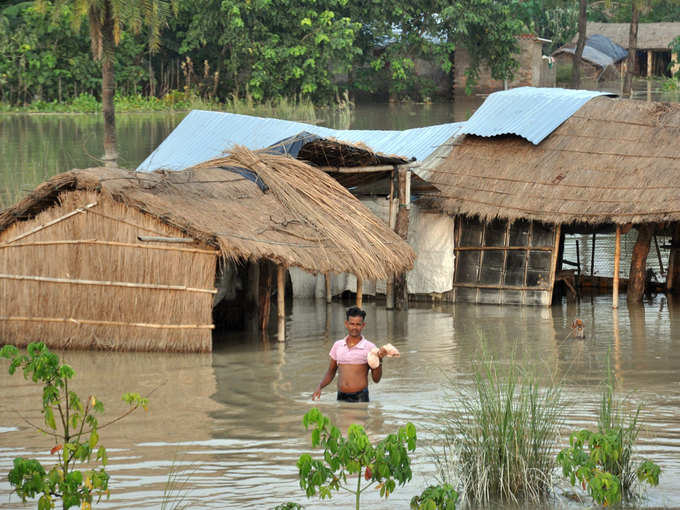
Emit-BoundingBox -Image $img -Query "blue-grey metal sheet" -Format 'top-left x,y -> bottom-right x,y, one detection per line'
458,87 -> 614,145
137,111 -> 464,172
558,46 -> 615,68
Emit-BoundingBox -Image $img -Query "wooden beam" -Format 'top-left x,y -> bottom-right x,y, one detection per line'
386,169 -> 395,310
454,246 -> 553,252
356,277 -> 363,308
613,225 -> 621,309
548,224 -> 561,305
0,316 -> 214,329
319,165 -> 396,173
0,239 -> 218,255
138,236 -> 195,243
277,265 -> 285,342
258,260 -> 273,332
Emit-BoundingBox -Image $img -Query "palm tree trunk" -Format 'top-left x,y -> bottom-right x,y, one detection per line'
623,2 -> 640,97
571,0 -> 587,89
101,1 -> 118,166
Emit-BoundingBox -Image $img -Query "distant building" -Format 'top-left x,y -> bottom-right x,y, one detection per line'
569,22 -> 680,77
454,34 -> 556,93
552,34 -> 628,82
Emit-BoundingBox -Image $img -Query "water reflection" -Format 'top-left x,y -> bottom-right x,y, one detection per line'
1,299 -> 680,508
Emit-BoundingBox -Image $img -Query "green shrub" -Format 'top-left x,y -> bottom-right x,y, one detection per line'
296,408 -> 416,510
410,484 -> 458,510
556,361 -> 661,505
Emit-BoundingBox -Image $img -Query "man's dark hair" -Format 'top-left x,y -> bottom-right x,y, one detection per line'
346,306 -> 366,321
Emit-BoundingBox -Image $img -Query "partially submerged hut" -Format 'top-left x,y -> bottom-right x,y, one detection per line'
137,111 -> 464,306
553,34 -> 628,82
420,87 -> 680,305
0,148 -> 414,352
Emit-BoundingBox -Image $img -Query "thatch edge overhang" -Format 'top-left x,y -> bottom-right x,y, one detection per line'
424,96 -> 680,228
1,153 -> 415,281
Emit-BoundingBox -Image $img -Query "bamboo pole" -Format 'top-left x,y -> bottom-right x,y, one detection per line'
277,265 -> 285,342
6,202 -> 97,243
654,234 -> 664,276
137,236 -> 195,243
318,165 -> 396,173
0,239 -> 218,255
386,169 -> 396,310
0,316 -> 214,329
613,225 -> 621,309
547,225 -> 562,305
325,272 -> 332,304
0,273 -> 217,294
356,277 -> 363,308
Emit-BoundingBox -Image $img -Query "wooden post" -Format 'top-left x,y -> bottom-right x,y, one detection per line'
627,224 -> 654,303
386,169 -> 396,310
356,277 -> 363,308
591,233 -> 596,276
394,166 -> 411,310
668,224 -> 680,293
246,260 -> 260,330
324,272 -> 332,304
277,265 -> 285,342
647,50 -> 653,77
258,260 -> 273,331
548,224 -> 562,305
613,225 -> 621,309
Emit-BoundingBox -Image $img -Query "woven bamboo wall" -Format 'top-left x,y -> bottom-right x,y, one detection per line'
0,191 -> 218,352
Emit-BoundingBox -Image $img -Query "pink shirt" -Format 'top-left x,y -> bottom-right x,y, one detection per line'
329,336 -> 376,365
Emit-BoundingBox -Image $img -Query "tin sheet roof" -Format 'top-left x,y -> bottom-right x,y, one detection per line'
458,87 -> 614,145
137,110 -> 464,172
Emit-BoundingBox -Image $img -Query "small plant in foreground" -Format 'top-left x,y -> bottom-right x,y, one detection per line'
297,408 -> 416,510
434,354 -> 564,505
1,342 -> 148,509
272,503 -> 304,510
556,360 -> 661,505
410,483 -> 458,510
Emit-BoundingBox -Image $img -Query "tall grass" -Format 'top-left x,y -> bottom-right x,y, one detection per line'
434,355 -> 565,505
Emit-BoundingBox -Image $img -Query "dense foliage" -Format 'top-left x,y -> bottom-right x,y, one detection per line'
0,0 -> 678,105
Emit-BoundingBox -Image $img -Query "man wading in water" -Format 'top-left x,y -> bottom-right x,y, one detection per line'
312,306 -> 386,402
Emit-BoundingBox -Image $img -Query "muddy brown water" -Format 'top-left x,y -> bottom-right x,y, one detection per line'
1,298 -> 680,509
2,88 -> 680,508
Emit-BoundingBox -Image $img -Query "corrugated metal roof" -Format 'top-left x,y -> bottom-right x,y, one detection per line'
458,87 -> 614,145
137,110 -> 464,172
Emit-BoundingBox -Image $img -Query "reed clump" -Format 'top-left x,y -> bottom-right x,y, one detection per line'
434,356 -> 564,505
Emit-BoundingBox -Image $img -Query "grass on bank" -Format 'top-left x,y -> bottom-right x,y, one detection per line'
0,91 -> 321,124
433,354 -> 565,506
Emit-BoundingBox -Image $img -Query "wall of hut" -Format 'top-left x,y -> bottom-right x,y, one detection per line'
455,36 -> 555,93
552,54 -> 622,82
0,191 -> 217,352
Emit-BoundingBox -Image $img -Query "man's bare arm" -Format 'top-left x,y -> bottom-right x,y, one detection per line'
312,358 -> 338,400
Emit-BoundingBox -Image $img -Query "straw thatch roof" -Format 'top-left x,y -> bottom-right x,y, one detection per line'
576,22 -> 680,50
424,96 -> 680,226
0,148 -> 414,279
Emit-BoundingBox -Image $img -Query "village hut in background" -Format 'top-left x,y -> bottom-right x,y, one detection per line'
419,88 -> 680,306
552,34 -> 628,82
569,22 -> 680,78
0,148 -> 414,352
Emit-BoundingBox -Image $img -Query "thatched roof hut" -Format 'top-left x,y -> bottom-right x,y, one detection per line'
424,96 -> 680,226
421,96 -> 680,305
579,22 -> 680,51
0,148 -> 414,352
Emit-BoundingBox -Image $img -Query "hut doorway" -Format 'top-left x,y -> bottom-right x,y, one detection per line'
452,217 -> 559,305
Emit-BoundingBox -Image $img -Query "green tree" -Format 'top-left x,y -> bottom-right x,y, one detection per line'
176,0 -> 361,103
1,342 -> 149,510
439,0 -> 524,93
36,0 -> 172,165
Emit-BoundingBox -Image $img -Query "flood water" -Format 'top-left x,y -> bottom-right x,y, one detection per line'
1,298 -> 680,509
2,85 -> 680,509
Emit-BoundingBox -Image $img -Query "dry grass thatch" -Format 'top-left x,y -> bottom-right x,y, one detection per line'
1,148 -> 414,280
296,137 -> 408,168
0,191 -> 216,352
578,22 -> 680,50
424,96 -> 680,226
